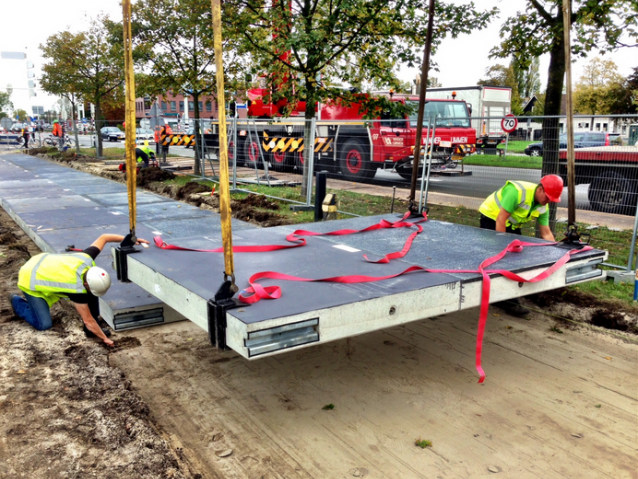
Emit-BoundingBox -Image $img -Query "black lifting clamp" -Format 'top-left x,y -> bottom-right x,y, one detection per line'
207,273 -> 242,350
561,223 -> 591,249
114,233 -> 141,283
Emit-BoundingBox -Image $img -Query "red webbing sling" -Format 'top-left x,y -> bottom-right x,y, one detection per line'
153,212 -> 427,263
153,213 -> 591,382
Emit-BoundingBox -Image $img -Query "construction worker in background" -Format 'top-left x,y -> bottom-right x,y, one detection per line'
478,174 -> 564,316
159,123 -> 173,162
8,234 -> 149,347
21,126 -> 30,149
136,141 -> 156,168
52,120 -> 63,146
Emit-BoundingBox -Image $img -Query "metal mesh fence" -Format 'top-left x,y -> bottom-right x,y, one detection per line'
198,115 -> 636,271
8,114 -> 631,270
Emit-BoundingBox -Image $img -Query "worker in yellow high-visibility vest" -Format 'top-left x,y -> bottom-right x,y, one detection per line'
8,234 -> 149,347
478,175 -> 564,316
479,175 -> 563,241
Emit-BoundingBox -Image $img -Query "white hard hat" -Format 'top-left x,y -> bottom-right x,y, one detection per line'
85,267 -> 111,297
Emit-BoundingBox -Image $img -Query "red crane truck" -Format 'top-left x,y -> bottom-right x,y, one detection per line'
558,146 -> 638,215
231,91 -> 477,181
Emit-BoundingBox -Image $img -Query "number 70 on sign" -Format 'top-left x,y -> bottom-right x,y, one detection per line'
501,114 -> 518,134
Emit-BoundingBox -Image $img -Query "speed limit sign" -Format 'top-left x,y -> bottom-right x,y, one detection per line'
501,114 -> 518,133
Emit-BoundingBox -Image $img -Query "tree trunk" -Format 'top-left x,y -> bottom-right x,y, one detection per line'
95,100 -> 104,158
540,19 -> 566,235
71,99 -> 81,154
301,84 -> 317,197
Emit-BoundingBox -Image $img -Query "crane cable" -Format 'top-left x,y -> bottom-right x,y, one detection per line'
211,0 -> 237,291
123,0 -> 137,241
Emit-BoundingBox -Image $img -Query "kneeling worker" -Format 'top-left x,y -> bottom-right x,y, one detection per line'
136,141 -> 156,168
478,174 -> 564,315
9,234 -> 149,347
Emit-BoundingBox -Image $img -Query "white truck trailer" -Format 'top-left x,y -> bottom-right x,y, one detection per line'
425,86 -> 512,136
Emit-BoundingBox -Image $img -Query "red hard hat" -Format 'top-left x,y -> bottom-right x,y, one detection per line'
540,175 -> 563,202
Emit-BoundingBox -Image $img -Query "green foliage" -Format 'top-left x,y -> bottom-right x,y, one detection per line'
133,0 -> 230,99
491,1 -> 638,116
463,154 -> 542,169
550,326 -> 564,334
477,63 -> 522,113
415,439 -> 432,448
132,0 -> 251,174
0,91 -> 12,116
322,403 -> 335,410
14,109 -> 28,122
229,0 -> 496,120
40,16 -> 124,156
609,67 -> 638,115
513,57 -> 541,100
573,57 -> 626,114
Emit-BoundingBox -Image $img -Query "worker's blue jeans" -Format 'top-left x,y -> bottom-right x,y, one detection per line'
10,293 -> 52,331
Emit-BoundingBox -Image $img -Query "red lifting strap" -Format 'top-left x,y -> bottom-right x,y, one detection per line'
238,239 -> 591,384
152,213 -> 591,383
153,212 -> 427,262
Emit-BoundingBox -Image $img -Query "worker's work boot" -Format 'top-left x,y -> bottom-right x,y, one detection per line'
495,299 -> 530,317
7,293 -> 20,313
83,323 -> 112,339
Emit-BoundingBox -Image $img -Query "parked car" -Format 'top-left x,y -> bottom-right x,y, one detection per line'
135,128 -> 155,142
10,122 -> 26,133
100,127 -> 125,142
524,132 -> 623,156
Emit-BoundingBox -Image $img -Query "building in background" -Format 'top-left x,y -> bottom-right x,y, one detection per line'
0,50 -> 47,121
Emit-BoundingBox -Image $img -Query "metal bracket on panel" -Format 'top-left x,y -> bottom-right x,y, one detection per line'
207,279 -> 242,350
113,234 -> 141,283
565,258 -> 604,284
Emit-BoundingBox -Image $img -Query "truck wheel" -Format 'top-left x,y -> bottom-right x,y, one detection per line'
395,164 -> 424,181
294,149 -> 305,172
339,139 -> 375,181
588,171 -> 636,215
228,140 -> 243,166
270,150 -> 288,172
243,137 -> 261,169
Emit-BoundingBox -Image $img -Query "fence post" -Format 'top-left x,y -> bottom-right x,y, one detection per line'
306,117 -> 316,207
627,197 -> 638,272
232,117 -> 238,190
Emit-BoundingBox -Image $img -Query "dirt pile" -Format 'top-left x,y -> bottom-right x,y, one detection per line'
137,166 -> 176,187
0,207 -> 198,479
526,288 -> 638,335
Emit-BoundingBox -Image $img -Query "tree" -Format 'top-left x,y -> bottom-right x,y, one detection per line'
573,57 -> 625,115
477,63 -> 522,114
0,91 -> 12,118
230,0 -> 496,190
40,16 -> 124,156
14,109 -> 28,122
513,57 -> 541,100
609,66 -> 638,115
490,0 -> 638,229
132,0 -> 249,175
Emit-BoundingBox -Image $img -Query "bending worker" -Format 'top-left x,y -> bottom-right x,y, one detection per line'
479,175 -> 563,241
136,141 -> 155,168
478,174 -> 563,316
9,234 -> 149,347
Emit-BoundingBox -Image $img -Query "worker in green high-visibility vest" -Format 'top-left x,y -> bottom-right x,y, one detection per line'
479,175 -> 563,241
478,175 -> 564,316
8,234 -> 149,346
136,141 -> 155,168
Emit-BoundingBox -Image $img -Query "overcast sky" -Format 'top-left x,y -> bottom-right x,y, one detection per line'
1,0 -> 636,111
